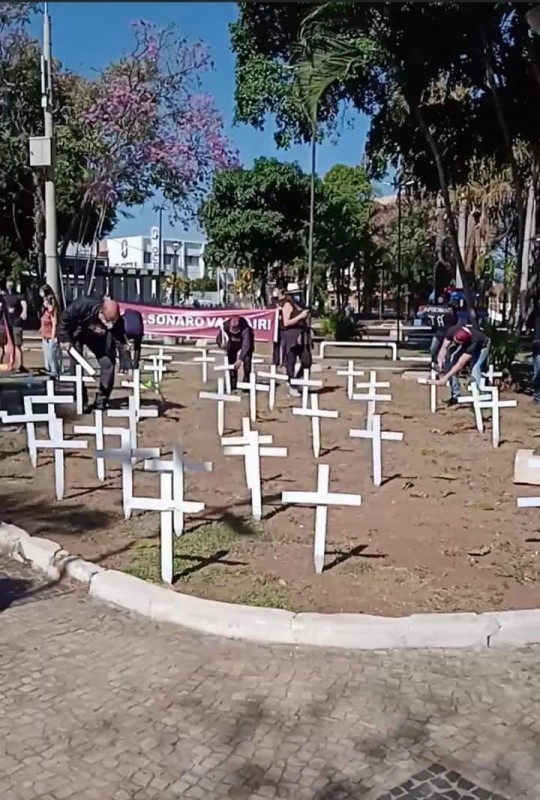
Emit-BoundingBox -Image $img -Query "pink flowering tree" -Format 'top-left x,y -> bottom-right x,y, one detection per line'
81,21 -> 238,217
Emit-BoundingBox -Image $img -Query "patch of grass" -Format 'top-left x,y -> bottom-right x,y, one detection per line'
236,575 -> 294,611
124,521 -> 260,584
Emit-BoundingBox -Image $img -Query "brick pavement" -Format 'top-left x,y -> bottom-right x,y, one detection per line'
0,557 -> 539,800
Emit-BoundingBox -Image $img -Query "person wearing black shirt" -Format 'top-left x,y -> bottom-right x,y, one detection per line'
275,282 -> 312,397
432,323 -> 490,404
527,302 -> 540,404
0,276 -> 28,371
216,315 -> 254,391
120,308 -> 144,370
425,297 -> 458,366
58,295 -> 131,410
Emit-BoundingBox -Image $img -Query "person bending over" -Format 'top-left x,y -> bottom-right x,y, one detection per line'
216,315 -> 254,391
431,323 -> 490,405
58,295 -> 131,411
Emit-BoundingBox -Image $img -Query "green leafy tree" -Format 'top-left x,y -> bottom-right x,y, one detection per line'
200,157 -> 311,299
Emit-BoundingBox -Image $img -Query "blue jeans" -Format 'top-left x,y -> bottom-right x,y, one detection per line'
533,350 -> 540,402
42,338 -> 61,377
447,345 -> 490,399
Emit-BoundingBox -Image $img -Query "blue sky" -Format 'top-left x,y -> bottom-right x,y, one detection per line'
31,2 -> 371,241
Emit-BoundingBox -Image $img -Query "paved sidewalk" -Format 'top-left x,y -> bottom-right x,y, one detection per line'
1,557 -> 539,800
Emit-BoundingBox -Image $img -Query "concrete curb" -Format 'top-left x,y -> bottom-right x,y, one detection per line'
0,523 -> 536,649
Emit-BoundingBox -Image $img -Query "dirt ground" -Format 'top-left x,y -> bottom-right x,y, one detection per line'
2,344 -> 540,616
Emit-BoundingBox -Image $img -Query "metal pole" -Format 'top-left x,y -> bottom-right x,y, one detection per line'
157,206 -> 163,304
306,127 -> 316,308
42,2 -> 59,299
396,182 -> 402,357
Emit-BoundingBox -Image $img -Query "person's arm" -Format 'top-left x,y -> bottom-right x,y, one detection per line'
57,296 -> 92,343
437,337 -> 450,368
50,304 -> 58,340
19,298 -> 28,322
438,352 -> 472,383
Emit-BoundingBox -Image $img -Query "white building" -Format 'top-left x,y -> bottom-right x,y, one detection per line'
105,233 -> 206,280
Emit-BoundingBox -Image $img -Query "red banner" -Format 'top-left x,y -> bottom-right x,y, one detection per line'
120,301 -> 277,343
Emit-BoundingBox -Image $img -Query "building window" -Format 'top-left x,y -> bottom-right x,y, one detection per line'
143,251 -> 151,264
186,255 -> 200,267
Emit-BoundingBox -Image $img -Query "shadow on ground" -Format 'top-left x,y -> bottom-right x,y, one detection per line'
0,488 -> 115,537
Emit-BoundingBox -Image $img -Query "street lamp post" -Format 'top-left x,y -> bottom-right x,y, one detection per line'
306,128 -> 317,308
42,2 -> 59,300
172,241 -> 180,305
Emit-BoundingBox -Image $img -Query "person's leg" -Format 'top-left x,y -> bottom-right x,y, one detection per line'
533,349 -> 540,403
445,350 -> 460,404
470,346 -> 489,389
286,345 -> 301,396
242,354 -> 252,383
0,330 -> 6,364
95,353 -> 115,409
297,344 -> 312,378
430,335 -> 441,366
41,338 -> 51,373
50,340 -> 61,378
132,334 -> 142,370
12,329 -> 23,370
227,344 -> 240,390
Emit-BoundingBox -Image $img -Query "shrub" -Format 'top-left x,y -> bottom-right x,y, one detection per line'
321,313 -> 356,341
484,322 -> 519,376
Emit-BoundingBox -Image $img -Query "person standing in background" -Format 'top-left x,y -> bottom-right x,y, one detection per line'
38,284 -> 61,378
121,307 -> 144,370
2,276 -> 27,372
275,281 -> 312,397
527,300 -> 540,405
270,287 -> 284,368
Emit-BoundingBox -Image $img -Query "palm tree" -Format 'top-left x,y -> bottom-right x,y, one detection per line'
293,16 -> 477,315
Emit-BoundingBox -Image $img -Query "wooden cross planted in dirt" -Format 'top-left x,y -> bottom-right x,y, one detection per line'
0,395 -> 65,468
292,393 -> 339,458
349,413 -> 404,488
34,416 -> 88,500
237,372 -> 270,423
121,368 -> 146,412
481,365 -> 503,390
74,410 -> 128,481
457,382 -> 491,433
290,369 -> 323,409
257,365 -> 289,411
213,355 -> 235,394
59,365 -> 95,416
95,428 -> 160,518
142,349 -> 173,385
418,369 -> 438,413
176,351 -> 216,384
130,470 -> 205,584
144,443 -> 213,535
352,370 -> 392,429
476,386 -> 517,448
281,464 -> 362,574
336,360 -> 365,401
199,377 -> 241,437
222,422 -> 287,521
68,346 -> 96,376
107,395 -> 159,452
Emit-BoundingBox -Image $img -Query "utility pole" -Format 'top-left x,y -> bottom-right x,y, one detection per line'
42,2 -> 59,299
306,128 -> 316,309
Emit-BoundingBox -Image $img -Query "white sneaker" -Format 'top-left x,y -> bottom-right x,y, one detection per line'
288,387 -> 301,398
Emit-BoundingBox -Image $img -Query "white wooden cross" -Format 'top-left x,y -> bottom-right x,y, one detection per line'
59,365 -> 95,415
336,360 -> 365,400
292,393 -> 339,458
213,355 -> 235,394
418,369 -> 438,413
0,396 -> 58,469
517,459 -> 540,509
281,464 -> 362,574
352,370 -> 392,429
143,349 -> 173,384
222,425 -> 287,520
349,413 -> 404,487
176,351 -> 216,384
95,428 -> 160,518
121,367 -> 145,411
481,365 -> 502,390
73,410 -> 126,480
457,382 -> 491,433
68,346 -> 96,376
199,376 -> 241,436
290,369 -> 323,409
221,417 -> 273,491
28,379 -> 74,424
237,371 -> 270,422
130,471 -> 205,584
34,417 -> 88,500
476,386 -> 517,448
144,443 -> 212,534
108,395 -> 159,451
257,365 -> 289,411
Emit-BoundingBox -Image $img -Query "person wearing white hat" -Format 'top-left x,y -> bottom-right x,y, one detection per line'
275,280 -> 312,397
